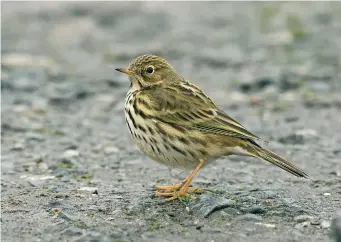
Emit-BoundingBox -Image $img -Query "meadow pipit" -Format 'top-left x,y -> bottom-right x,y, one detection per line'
116,55 -> 308,201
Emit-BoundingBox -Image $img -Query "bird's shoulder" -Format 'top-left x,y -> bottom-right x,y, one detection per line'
136,79 -> 217,111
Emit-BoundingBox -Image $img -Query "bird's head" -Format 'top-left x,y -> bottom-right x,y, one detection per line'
115,55 -> 180,89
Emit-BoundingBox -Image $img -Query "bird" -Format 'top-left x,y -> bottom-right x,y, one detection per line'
115,54 -> 308,201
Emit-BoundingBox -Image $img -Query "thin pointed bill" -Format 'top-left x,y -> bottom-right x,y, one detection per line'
115,68 -> 134,76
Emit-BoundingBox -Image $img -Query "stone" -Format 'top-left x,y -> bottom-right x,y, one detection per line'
255,222 -> 276,228
189,195 -> 236,218
309,81 -> 331,92
104,146 -> 119,155
25,132 -> 44,141
79,187 -> 98,193
62,228 -> 84,237
58,211 -> 74,222
31,98 -> 48,113
62,149 -> 80,159
22,175 -> 55,187
320,220 -> 331,229
222,207 -> 241,216
247,205 -> 266,214
264,191 -> 277,199
310,220 -> 321,225
11,142 -> 25,151
295,129 -> 318,138
28,179 -> 47,187
295,221 -> 310,229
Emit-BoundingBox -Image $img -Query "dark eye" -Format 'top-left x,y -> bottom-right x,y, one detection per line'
146,66 -> 154,74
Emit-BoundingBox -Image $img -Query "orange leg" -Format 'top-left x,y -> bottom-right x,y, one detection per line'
155,159 -> 205,201
155,184 -> 202,193
155,175 -> 198,191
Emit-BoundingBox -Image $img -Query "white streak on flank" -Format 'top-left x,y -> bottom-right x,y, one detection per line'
227,146 -> 251,156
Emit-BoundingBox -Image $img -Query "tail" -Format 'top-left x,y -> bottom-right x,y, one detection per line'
250,146 -> 308,178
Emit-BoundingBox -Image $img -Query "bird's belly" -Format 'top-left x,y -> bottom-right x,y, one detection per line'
124,106 -> 202,170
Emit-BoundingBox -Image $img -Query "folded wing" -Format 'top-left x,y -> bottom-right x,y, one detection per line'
135,82 -> 265,143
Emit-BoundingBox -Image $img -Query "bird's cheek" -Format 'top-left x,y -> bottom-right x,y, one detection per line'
151,74 -> 162,83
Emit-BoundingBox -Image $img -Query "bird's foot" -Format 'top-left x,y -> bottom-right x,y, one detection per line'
155,189 -> 197,201
154,159 -> 206,201
155,184 -> 203,201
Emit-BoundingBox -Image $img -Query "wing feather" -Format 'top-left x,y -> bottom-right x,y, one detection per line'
136,82 -> 265,142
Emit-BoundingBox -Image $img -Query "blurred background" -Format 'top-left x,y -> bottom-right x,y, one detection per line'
2,2 -> 341,106
2,2 -> 341,242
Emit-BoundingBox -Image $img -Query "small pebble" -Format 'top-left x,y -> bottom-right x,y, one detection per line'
309,81 -> 331,92
285,116 -> 299,123
28,179 -> 47,187
63,149 -> 79,159
282,197 -> 296,205
92,144 -> 103,153
320,220 -> 331,229
243,196 -> 258,203
26,132 -> 44,141
295,129 -> 318,138
310,220 -> 320,225
11,142 -> 25,151
264,191 -> 277,199
104,146 -> 119,155
58,211 -> 74,221
229,91 -> 248,102
329,171 -> 341,176
295,221 -> 310,229
62,228 -> 83,237
223,207 -> 241,216
12,104 -> 27,113
255,222 -> 276,228
324,193 -> 331,196
22,175 -> 55,187
31,98 -> 48,113
247,205 -> 266,214
79,187 -> 98,193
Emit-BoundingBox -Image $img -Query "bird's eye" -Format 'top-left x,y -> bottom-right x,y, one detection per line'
146,66 -> 154,74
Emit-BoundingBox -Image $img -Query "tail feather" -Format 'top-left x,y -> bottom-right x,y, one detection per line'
251,147 -> 308,178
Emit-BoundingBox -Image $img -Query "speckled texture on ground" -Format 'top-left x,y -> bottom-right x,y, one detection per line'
1,2 -> 341,242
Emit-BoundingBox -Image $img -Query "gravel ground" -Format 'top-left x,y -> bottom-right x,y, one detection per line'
1,2 -> 341,242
